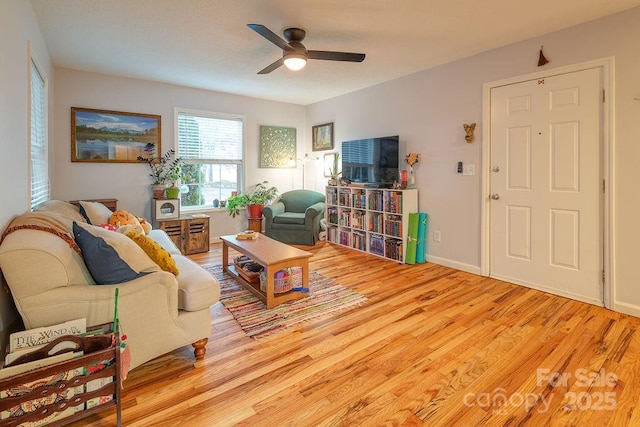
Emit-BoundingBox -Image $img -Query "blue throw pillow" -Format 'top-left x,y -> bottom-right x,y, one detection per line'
73,222 -> 160,285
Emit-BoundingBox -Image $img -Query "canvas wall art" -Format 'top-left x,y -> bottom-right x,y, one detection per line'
259,125 -> 296,168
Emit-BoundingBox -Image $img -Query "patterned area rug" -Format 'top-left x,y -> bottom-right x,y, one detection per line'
204,264 -> 368,339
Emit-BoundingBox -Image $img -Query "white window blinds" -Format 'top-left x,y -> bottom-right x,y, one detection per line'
30,58 -> 49,210
177,112 -> 243,162
176,109 -> 244,208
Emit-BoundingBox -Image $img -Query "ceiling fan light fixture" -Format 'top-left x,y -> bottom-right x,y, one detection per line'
248,24 -> 365,74
284,55 -> 307,71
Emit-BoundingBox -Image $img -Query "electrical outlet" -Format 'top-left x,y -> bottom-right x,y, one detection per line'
434,230 -> 441,242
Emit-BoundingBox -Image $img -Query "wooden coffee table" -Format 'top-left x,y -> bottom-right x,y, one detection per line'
220,234 -> 312,309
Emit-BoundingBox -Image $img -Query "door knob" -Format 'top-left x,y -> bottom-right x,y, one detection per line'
492,166 -> 500,173
490,193 -> 500,200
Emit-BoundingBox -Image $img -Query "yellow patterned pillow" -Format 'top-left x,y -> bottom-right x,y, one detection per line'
124,230 -> 179,275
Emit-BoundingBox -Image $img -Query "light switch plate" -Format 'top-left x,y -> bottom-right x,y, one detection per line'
463,164 -> 475,176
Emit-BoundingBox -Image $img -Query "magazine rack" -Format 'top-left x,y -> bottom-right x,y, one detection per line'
0,323 -> 121,426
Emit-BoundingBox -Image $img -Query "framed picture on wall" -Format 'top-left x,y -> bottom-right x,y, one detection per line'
259,125 -> 297,168
312,122 -> 334,151
71,107 -> 161,163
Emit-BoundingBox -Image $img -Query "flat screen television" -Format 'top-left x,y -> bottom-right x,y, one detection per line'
341,135 -> 399,185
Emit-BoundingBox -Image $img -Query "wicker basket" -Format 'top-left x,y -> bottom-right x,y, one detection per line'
234,256 -> 263,284
259,268 -> 297,294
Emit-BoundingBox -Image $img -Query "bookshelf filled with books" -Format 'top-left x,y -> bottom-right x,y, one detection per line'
325,186 -> 418,263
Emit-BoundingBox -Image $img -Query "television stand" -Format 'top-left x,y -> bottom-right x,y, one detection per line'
363,183 -> 393,189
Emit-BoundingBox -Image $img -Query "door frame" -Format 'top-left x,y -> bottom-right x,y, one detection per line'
480,57 -> 615,308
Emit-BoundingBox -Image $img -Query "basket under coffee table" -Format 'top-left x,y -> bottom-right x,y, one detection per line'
220,234 -> 312,309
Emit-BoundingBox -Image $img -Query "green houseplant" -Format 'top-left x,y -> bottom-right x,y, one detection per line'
138,145 -> 184,198
226,181 -> 278,218
328,153 -> 341,186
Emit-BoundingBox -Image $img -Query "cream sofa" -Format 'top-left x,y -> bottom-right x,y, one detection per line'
0,200 -> 219,370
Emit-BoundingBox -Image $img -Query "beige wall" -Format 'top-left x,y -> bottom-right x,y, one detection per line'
0,0 -> 53,356
53,69 -> 307,238
306,7 -> 640,315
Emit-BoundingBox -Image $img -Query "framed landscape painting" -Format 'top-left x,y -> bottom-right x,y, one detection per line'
312,122 -> 334,151
71,107 -> 161,162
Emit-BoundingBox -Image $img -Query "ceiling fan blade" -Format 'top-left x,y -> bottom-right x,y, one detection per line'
247,24 -> 290,51
258,58 -> 284,74
308,51 -> 365,62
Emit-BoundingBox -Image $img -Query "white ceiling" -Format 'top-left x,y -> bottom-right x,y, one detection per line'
31,0 -> 640,105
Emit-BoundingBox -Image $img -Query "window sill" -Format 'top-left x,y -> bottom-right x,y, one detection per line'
181,207 -> 230,214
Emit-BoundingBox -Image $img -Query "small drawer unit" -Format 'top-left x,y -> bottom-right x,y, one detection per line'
157,215 -> 210,255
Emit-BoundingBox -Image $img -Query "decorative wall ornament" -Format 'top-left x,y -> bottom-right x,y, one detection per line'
259,125 -> 297,168
538,45 -> 549,66
463,123 -> 476,143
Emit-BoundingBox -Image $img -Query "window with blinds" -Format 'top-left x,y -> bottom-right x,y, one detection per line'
29,57 -> 49,210
176,109 -> 244,209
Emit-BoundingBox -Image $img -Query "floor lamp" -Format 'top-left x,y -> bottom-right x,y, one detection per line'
298,154 -> 318,189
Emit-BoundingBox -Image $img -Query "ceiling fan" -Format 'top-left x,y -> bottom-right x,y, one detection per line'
247,24 -> 366,74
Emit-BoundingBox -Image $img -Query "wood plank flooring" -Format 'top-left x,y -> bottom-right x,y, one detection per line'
70,241 -> 640,426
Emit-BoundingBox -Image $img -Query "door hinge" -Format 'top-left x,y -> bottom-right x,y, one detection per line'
602,270 -> 606,283
603,89 -> 606,103
603,179 -> 606,193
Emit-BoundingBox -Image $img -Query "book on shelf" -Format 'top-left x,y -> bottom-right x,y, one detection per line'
8,318 -> 86,353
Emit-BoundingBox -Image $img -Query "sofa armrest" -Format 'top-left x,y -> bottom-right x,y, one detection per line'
304,202 -> 326,231
18,271 -> 180,329
263,202 -> 285,221
305,202 -> 326,224
17,271 -> 210,369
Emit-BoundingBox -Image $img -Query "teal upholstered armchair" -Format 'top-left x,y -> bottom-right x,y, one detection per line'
263,190 -> 326,245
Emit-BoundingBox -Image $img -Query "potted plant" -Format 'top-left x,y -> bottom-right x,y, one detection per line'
138,145 -> 184,199
328,153 -> 341,186
226,181 -> 278,219
164,157 -> 184,199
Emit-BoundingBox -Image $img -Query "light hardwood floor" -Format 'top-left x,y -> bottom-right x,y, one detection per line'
71,241 -> 640,426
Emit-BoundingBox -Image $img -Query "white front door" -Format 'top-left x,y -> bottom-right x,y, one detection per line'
489,67 -> 603,305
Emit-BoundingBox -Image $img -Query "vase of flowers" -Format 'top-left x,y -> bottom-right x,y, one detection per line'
405,152 -> 420,187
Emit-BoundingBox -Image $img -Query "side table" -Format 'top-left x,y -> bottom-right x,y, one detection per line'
247,217 -> 263,233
